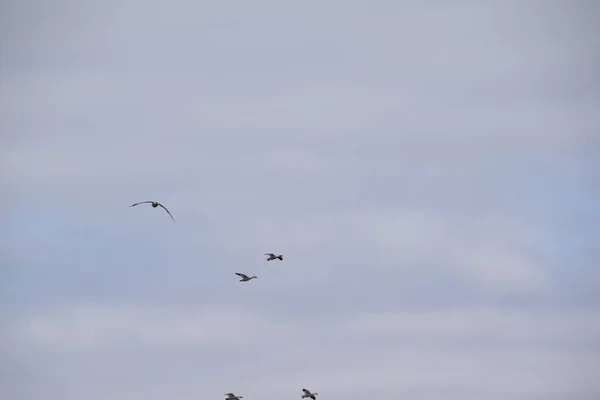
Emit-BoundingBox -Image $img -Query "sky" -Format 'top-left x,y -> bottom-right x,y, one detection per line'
1,0 -> 599,399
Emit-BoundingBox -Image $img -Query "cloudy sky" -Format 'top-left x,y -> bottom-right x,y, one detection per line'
1,1 -> 599,399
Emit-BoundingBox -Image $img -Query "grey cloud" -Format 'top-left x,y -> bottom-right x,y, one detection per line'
1,1 -> 599,399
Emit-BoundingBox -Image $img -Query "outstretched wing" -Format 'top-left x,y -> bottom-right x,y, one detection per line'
264,253 -> 274,256
235,273 -> 249,279
156,202 -> 176,222
302,389 -> 310,395
129,201 -> 153,207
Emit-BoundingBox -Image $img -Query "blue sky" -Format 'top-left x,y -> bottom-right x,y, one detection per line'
1,1 -> 599,399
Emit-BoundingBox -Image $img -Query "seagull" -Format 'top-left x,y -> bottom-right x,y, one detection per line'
225,393 -> 243,400
264,253 -> 283,261
235,273 -> 257,282
129,200 -> 175,222
301,389 -> 318,400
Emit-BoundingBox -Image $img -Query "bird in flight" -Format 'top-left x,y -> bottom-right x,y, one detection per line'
264,253 -> 283,261
235,273 -> 257,282
129,201 -> 175,222
225,393 -> 243,400
301,389 -> 318,400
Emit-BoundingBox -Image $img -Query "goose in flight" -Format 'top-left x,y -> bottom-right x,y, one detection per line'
225,393 -> 243,400
129,200 -> 175,222
301,389 -> 318,399
264,253 -> 283,261
235,273 -> 257,282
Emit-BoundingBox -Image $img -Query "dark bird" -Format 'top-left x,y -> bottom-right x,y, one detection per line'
301,389 -> 318,400
265,253 -> 283,261
235,272 -> 257,282
129,201 -> 175,222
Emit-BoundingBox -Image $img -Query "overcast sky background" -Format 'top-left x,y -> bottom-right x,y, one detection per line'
1,1 -> 599,399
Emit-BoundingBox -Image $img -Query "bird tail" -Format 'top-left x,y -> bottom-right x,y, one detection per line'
277,255 -> 283,260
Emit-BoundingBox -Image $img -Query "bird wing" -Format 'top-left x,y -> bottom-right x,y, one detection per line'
310,396 -> 315,400
156,202 -> 176,222
235,273 -> 249,279
264,253 -> 274,256
129,201 -> 153,207
302,389 -> 310,395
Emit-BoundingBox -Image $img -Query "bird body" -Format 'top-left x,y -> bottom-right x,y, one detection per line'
302,389 -> 318,399
129,200 -> 175,221
235,273 -> 257,282
264,253 -> 283,261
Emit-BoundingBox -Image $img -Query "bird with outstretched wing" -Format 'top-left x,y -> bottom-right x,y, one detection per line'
235,273 -> 257,282
264,253 -> 283,261
129,200 -> 175,222
302,389 -> 318,400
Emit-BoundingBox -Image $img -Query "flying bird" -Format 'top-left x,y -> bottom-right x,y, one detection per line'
235,273 -> 257,282
264,253 -> 283,261
225,393 -> 243,400
301,389 -> 318,400
129,201 -> 175,222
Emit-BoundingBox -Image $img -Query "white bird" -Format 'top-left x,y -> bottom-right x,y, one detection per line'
235,272 -> 257,282
301,389 -> 318,399
264,253 -> 283,261
225,393 -> 243,400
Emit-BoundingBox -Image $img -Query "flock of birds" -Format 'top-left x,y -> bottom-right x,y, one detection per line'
225,389 -> 319,400
130,200 -> 318,400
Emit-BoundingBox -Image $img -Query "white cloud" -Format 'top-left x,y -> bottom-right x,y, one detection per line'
345,307 -> 600,343
13,304 -> 280,351
3,304 -> 599,399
